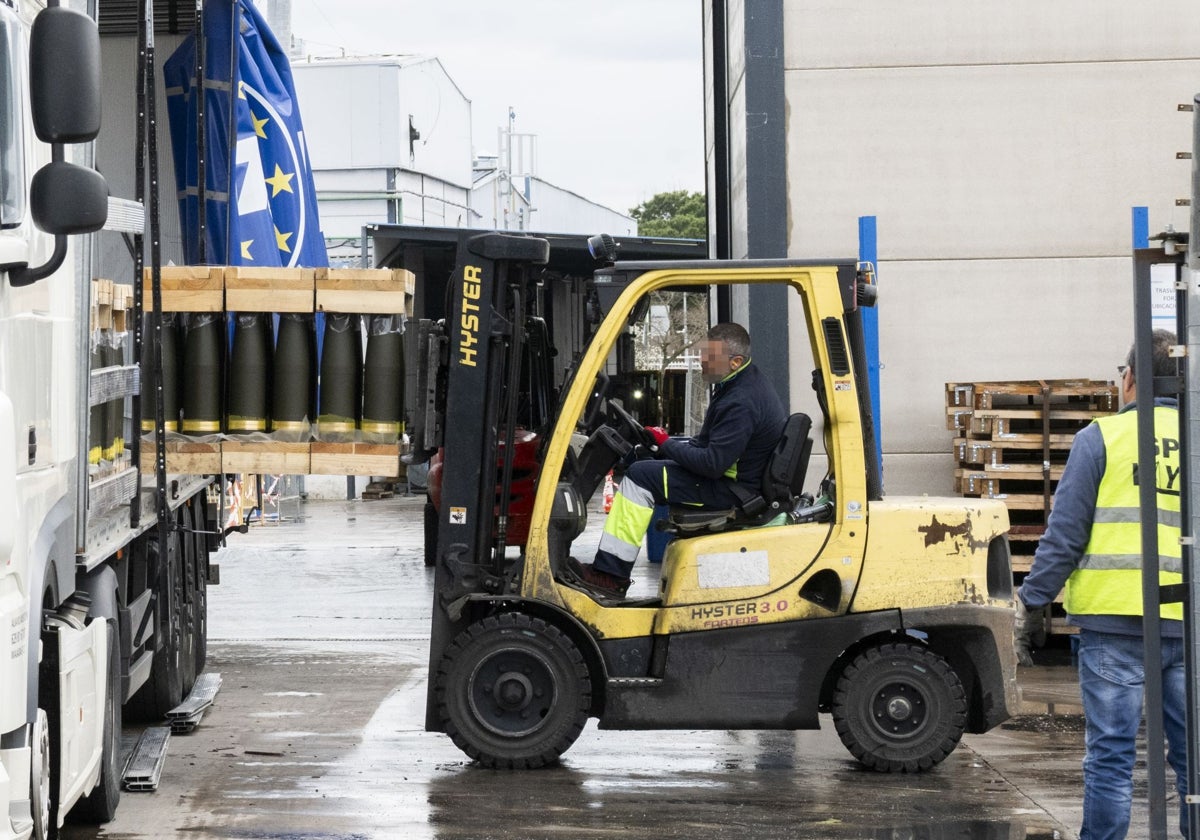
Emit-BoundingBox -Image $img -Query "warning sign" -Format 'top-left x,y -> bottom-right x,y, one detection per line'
449,507 -> 467,525
1150,263 -> 1177,331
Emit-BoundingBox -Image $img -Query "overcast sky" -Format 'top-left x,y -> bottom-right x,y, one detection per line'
286,0 -> 706,215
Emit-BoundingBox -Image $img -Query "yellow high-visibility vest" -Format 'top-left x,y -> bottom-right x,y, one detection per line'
1064,406 -> 1182,619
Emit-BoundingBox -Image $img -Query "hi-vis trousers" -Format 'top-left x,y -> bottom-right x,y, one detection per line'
592,459 -> 742,579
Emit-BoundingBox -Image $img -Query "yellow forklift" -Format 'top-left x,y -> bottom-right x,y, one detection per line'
413,232 -> 1017,772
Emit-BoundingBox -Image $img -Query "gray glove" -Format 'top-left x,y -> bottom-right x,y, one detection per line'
1013,597 -> 1037,667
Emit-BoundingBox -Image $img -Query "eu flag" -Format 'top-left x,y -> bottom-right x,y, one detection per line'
163,0 -> 327,267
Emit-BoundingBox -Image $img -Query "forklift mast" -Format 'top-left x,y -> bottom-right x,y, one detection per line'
426,232 -> 550,724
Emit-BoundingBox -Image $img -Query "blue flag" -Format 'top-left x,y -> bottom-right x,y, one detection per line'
163,0 -> 327,267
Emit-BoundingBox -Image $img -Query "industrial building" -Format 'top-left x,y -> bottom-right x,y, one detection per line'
704,1 -> 1200,494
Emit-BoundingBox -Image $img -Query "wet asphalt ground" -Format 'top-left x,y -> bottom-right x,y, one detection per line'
58,494 -> 1172,840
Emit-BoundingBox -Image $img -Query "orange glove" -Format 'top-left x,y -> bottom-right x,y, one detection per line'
644,426 -> 669,447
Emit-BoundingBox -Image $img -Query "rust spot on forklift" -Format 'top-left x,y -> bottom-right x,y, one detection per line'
961,581 -> 985,605
919,515 -> 970,548
920,513 -> 991,553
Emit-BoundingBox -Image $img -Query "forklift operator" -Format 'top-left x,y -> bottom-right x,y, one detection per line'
571,322 -> 787,599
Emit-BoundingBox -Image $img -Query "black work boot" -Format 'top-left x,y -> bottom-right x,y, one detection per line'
566,557 -> 631,599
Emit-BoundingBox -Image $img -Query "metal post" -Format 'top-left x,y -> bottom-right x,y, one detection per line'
1135,247 -> 1168,840
195,0 -> 206,265
1185,91 -> 1200,840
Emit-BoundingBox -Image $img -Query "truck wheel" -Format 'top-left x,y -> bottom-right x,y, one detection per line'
435,612 -> 590,768
128,526 -> 185,720
423,497 -> 437,567
831,641 -> 967,772
177,504 -> 198,696
189,497 -> 209,675
73,619 -> 121,823
30,709 -> 52,840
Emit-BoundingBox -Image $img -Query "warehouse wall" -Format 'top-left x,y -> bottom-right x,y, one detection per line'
710,1 -> 1200,494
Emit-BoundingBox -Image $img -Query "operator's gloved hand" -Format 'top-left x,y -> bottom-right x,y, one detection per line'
644,426 -> 669,447
1013,597 -> 1037,667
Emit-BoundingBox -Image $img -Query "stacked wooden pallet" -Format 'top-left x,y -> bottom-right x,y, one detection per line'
89,280 -> 135,478
947,379 -> 1119,636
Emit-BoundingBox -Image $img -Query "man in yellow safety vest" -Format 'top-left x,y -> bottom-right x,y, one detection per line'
1015,329 -> 1186,840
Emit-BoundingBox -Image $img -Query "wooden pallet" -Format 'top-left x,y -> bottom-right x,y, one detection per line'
140,439 -> 406,478
143,266 -> 415,316
949,379 -> 1118,641
947,379 -> 1118,412
953,436 -> 1078,466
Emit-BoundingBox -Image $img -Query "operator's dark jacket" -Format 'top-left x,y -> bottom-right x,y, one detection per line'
659,360 -> 787,490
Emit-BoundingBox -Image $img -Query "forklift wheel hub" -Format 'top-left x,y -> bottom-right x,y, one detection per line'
495,672 -> 533,709
468,648 -> 558,738
886,697 -> 912,720
872,682 -> 926,738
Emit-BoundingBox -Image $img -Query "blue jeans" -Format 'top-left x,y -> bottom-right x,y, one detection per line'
1077,628 -> 1188,840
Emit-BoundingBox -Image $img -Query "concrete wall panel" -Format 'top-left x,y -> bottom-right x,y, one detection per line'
783,1 -> 1200,69
784,61 -> 1196,261
875,256 -> 1128,460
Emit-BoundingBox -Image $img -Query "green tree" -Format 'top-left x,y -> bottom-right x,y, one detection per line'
629,190 -> 706,239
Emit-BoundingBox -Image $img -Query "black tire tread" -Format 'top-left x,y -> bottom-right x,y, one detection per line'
435,612 -> 590,768
831,641 -> 966,773
127,519 -> 185,722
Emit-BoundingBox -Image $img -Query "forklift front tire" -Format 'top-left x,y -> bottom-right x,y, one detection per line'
831,641 -> 967,773
435,612 -> 591,768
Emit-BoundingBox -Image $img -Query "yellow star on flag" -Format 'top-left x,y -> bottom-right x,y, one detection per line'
251,111 -> 269,139
274,225 -> 293,254
240,239 -> 254,260
264,164 -> 295,197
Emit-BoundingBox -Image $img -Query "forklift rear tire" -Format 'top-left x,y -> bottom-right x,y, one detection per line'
424,498 -> 437,567
435,612 -> 590,768
831,641 -> 967,773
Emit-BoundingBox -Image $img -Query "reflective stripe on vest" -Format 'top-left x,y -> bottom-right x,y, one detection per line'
1064,406 -> 1182,620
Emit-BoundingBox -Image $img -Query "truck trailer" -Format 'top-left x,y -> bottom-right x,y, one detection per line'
1,3 -> 217,837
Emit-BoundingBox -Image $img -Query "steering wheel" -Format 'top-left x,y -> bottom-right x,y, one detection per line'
608,400 -> 657,449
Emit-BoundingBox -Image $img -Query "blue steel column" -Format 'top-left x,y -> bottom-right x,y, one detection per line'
858,216 -> 882,477
1133,206 -> 1150,249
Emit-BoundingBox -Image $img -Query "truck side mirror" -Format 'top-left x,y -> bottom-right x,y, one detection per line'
9,5 -> 107,286
30,161 -> 108,235
29,6 -> 101,143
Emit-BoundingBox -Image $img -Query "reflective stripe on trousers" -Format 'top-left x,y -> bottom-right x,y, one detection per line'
598,473 -> 657,564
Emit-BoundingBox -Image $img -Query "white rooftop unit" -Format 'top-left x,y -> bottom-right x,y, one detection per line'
292,55 -> 471,185
291,55 -> 474,259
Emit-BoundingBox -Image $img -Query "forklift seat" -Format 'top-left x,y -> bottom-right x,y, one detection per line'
663,412 -> 813,535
